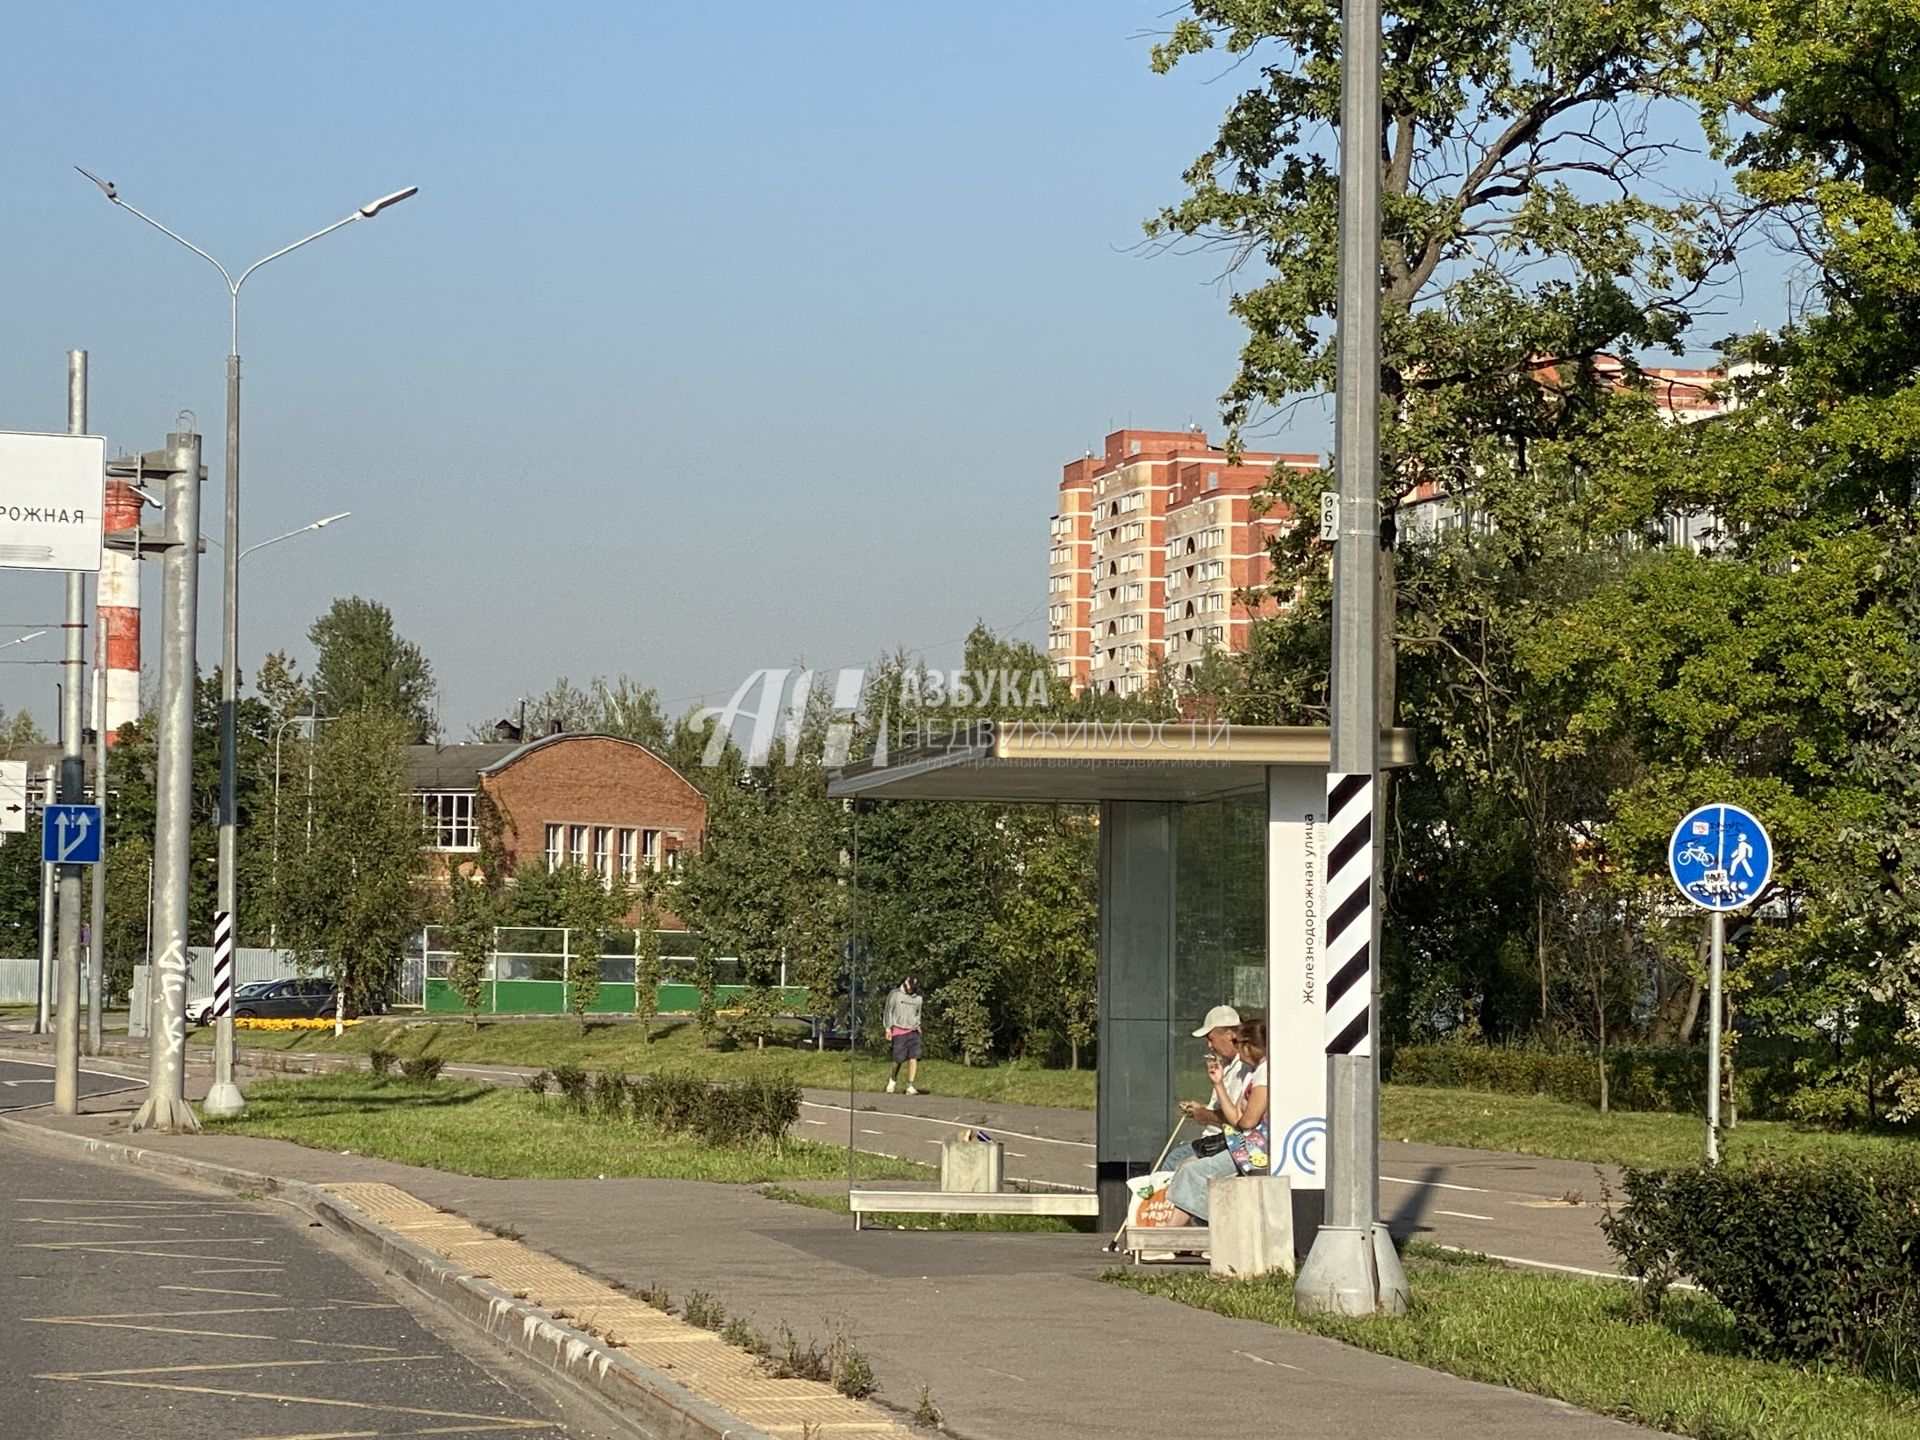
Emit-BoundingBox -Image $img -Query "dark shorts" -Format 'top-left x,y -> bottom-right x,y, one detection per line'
890,1030 -> 923,1063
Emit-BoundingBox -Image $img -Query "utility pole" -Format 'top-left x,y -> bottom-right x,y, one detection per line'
87,613 -> 108,1056
35,822 -> 53,1032
52,351 -> 89,1115
131,428 -> 203,1134
1294,0 -> 1410,1317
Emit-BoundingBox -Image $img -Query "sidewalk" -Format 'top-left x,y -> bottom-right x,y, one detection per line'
3,1029 -> 1624,1274
3,1061 -> 1649,1440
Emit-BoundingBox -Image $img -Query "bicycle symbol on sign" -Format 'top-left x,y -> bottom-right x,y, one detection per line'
1677,842 -> 1716,867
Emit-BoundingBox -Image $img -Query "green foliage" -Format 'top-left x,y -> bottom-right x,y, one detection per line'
399,1056 -> 444,1083
551,1062 -> 590,1113
619,1069 -> 801,1145
1605,1155 -> 1920,1382
443,875 -> 496,1023
1390,1041 -> 1795,1118
473,675 -> 671,748
592,1069 -> 627,1117
278,708 -> 427,1010
692,934 -> 719,1048
367,1049 -> 396,1076
681,1289 -> 725,1331
632,893 -> 662,1040
307,597 -> 436,744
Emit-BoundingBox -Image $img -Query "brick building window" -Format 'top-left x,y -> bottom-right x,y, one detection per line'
420,791 -> 477,851
592,826 -> 615,883
569,825 -> 589,869
544,824 -> 563,871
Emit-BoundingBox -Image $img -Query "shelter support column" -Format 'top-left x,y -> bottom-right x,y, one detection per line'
1096,801 -> 1176,1231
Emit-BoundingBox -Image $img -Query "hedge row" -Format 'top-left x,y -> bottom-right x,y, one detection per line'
537,1065 -> 802,1146
1387,1041 -> 1794,1117
1605,1154 -> 1920,1380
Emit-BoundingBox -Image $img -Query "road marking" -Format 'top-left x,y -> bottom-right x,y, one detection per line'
1381,1174 -> 1491,1195
160,1285 -> 282,1298
30,1375 -> 553,1427
1427,1245 -> 1693,1287
48,1355 -> 440,1379
19,1218 -> 145,1229
858,1128 -> 884,1136
23,1246 -> 283,1263
192,1266 -> 284,1275
27,1316 -> 403,1350
20,1235 -> 268,1248
1434,1209 -> 1493,1221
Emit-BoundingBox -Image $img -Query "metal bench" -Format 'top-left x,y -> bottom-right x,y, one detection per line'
848,1188 -> 1099,1230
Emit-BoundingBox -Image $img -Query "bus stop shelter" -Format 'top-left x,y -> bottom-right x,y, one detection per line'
828,720 -> 1415,1234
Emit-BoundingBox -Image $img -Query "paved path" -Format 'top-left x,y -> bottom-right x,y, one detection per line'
10,1080 -> 1653,1440
0,1036 -> 1624,1273
0,1135 -> 632,1440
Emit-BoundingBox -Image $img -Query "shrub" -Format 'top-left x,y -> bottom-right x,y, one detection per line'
399,1056 -> 444,1083
733,1074 -> 802,1143
523,1069 -> 552,1099
769,1324 -> 832,1383
629,1071 -> 709,1132
721,1316 -> 768,1357
1604,1153 -> 1920,1380
1388,1040 -> 1795,1118
367,1049 -> 396,1076
833,1338 -> 876,1399
592,1070 -> 628,1118
552,1062 -> 591,1114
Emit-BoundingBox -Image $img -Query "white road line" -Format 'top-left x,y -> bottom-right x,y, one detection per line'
858,1128 -> 883,1136
1430,1245 -> 1694,1288
1434,1209 -> 1493,1221
1381,1174 -> 1492,1195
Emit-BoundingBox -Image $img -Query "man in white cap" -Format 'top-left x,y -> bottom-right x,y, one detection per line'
1162,1004 -> 1244,1170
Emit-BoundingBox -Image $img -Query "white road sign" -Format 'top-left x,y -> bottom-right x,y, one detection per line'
0,430 -> 106,573
0,760 -> 27,836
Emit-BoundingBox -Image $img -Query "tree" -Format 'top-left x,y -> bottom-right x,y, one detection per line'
692,931 -> 720,1048
633,887 -> 663,1042
560,865 -> 628,1029
986,811 -> 1099,1067
278,709 -> 427,1022
444,873 -> 496,1025
308,598 -> 435,743
475,675 -> 672,748
0,705 -> 43,753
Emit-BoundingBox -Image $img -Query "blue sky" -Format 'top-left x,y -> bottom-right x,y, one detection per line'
0,3 -> 1785,736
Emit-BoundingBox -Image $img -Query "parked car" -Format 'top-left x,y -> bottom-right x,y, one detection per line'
187,981 -> 274,1026
232,977 -> 348,1020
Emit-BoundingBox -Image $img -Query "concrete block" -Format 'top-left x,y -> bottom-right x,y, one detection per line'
1208,1174 -> 1295,1279
938,1140 -> 1004,1193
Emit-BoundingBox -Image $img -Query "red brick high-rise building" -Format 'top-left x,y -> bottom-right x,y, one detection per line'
1048,427 -> 1316,694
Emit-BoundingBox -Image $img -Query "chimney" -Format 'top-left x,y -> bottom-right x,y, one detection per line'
94,474 -> 144,744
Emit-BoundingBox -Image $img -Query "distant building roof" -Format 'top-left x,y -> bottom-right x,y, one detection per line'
406,732 -> 698,793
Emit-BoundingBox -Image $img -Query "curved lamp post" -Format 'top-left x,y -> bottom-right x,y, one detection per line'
76,168 -> 415,1119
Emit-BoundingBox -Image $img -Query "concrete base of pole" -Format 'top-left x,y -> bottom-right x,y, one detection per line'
204,1023 -> 246,1118
129,1093 -> 201,1133
1293,1221 -> 1409,1316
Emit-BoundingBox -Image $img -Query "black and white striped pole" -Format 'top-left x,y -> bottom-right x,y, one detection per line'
203,907 -> 246,1117
1293,0 -> 1409,1317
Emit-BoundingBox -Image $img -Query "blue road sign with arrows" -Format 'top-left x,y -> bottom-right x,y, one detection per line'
1668,803 -> 1772,912
41,803 -> 103,865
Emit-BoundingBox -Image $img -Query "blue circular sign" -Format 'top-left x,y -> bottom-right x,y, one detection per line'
1668,803 -> 1774,912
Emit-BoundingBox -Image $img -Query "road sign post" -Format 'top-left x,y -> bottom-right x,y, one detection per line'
1668,803 -> 1775,1163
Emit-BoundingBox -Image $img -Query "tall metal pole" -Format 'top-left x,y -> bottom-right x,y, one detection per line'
53,351 -> 89,1114
1295,0 -> 1409,1317
131,429 -> 203,1134
1705,912 -> 1725,1163
87,612 -> 107,1055
35,825 -> 54,1033
205,335 -> 246,1119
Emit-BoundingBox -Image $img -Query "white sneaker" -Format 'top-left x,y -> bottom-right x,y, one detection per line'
906,1085 -> 919,1095
886,1079 -> 896,1094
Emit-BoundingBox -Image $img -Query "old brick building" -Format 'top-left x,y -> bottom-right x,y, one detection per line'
409,733 -> 705,922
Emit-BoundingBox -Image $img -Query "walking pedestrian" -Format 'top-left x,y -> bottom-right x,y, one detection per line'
885,975 -> 923,1095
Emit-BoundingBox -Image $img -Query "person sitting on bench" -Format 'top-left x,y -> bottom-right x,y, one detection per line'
1166,1004 -> 1245,1169
1165,1020 -> 1269,1226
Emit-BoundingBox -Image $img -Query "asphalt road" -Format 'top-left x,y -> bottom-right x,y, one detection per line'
0,1134 -> 634,1440
0,1057 -> 146,1112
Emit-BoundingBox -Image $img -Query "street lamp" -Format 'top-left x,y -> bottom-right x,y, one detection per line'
77,167 -> 416,1120
203,511 -> 355,560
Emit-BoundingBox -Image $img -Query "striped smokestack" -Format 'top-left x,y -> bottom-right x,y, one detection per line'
94,475 -> 142,742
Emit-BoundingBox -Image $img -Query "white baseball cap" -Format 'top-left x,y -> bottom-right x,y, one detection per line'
1191,1005 -> 1242,1037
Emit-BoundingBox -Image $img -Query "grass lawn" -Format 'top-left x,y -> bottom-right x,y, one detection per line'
1112,1248 -> 1920,1440
201,1073 -> 929,1183
757,1184 -> 1095,1233
204,1015 -> 1098,1110
1381,1085 -> 1919,1171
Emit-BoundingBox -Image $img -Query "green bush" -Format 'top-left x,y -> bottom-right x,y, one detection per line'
1389,1041 -> 1793,1117
1604,1153 -> 1920,1381
367,1049 -> 396,1077
622,1070 -> 800,1146
592,1070 -> 628,1118
552,1062 -> 590,1114
629,1071 -> 709,1132
399,1056 -> 444,1083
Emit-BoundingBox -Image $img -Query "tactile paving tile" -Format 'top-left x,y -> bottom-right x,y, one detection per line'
324,1180 -> 919,1436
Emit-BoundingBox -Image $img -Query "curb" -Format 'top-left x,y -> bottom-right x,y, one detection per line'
0,1113 -> 780,1440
